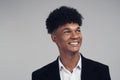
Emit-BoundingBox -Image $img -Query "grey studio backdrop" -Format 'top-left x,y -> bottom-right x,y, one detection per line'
0,0 -> 120,80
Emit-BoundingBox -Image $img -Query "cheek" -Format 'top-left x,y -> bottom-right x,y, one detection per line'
80,35 -> 82,40
56,36 -> 69,45
79,37 -> 82,44
61,35 -> 70,42
57,37 -> 65,43
79,34 -> 83,40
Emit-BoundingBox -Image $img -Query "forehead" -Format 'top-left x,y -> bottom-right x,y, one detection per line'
58,23 -> 80,30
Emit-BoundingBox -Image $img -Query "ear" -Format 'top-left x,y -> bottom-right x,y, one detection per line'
51,34 -> 57,43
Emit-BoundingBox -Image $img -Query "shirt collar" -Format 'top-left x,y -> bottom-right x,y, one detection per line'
58,54 -> 82,71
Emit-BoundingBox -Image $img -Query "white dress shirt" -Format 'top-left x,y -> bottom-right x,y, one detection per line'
58,55 -> 81,80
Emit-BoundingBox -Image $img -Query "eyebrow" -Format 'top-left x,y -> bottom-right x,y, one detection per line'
63,27 -> 80,31
63,28 -> 71,31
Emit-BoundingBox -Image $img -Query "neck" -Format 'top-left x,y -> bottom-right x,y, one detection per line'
59,52 -> 80,72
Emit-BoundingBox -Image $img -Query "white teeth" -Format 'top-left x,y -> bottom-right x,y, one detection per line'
70,42 -> 78,45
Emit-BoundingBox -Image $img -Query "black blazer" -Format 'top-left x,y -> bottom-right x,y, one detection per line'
32,55 -> 111,80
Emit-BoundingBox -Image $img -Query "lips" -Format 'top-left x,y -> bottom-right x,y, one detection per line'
69,42 -> 79,45
68,41 -> 80,46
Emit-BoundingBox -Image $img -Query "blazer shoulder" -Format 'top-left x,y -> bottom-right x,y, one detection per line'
81,55 -> 111,80
82,55 -> 109,69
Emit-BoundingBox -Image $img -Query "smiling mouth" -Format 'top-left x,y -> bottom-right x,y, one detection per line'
68,42 -> 79,46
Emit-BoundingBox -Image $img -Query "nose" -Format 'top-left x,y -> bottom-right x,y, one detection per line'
71,31 -> 79,39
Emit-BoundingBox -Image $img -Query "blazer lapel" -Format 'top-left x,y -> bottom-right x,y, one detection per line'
81,54 -> 89,80
48,58 -> 61,80
81,54 -> 96,80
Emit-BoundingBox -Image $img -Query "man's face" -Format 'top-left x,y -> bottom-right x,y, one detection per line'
51,23 -> 82,53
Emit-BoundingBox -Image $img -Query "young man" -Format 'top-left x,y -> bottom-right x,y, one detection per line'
32,6 -> 111,80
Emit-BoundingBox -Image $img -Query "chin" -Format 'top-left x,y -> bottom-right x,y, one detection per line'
69,49 -> 79,53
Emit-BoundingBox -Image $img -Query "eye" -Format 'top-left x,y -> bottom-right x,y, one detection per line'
76,29 -> 81,33
63,30 -> 71,34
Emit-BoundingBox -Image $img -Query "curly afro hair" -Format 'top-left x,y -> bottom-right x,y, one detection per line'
46,6 -> 83,34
